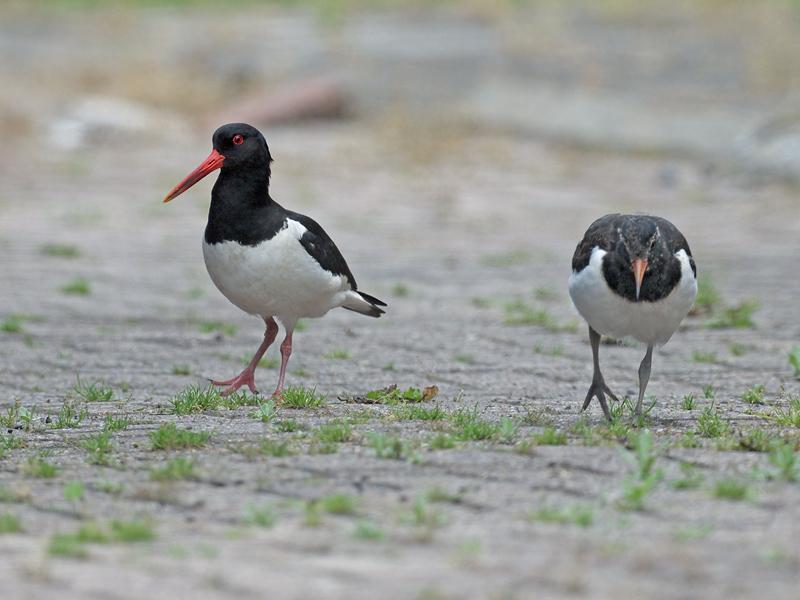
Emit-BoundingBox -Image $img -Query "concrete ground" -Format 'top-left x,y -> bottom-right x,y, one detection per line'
1,4 -> 800,599
1,123 -> 799,599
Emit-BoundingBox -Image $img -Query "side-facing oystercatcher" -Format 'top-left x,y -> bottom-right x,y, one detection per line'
164,123 -> 386,397
568,214 -> 697,419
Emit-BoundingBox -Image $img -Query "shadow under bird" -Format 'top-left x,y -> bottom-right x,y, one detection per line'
163,123 -> 386,397
568,214 -> 697,420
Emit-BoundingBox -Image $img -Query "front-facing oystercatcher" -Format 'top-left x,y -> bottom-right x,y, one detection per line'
164,123 -> 386,397
568,214 -> 697,419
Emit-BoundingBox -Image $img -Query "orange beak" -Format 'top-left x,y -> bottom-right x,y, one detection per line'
163,148 -> 225,203
631,258 -> 648,300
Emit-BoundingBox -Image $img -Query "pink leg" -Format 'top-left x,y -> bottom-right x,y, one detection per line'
210,318 -> 278,396
271,328 -> 293,398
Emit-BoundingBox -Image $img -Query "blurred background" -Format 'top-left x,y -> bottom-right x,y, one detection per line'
3,0 -> 800,176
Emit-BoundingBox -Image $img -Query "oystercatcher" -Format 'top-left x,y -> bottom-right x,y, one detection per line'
163,123 -> 386,397
568,214 -> 697,419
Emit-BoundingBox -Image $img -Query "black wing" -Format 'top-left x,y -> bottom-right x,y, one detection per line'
571,213 -> 623,272
651,216 -> 696,277
287,210 -> 359,290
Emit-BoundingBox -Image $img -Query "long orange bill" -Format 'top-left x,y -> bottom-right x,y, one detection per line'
631,258 -> 648,300
163,148 -> 225,203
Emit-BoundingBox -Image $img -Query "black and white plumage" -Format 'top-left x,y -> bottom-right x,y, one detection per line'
568,214 -> 697,419
164,123 -> 386,397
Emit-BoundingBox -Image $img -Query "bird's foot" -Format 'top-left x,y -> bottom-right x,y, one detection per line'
581,377 -> 619,421
209,370 -> 258,396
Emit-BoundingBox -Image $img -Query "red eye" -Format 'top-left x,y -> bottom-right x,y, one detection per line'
232,134 -> 244,145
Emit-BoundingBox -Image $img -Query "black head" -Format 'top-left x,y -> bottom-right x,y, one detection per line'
212,123 -> 272,172
615,217 -> 661,299
616,217 -> 660,261
163,122 -> 272,203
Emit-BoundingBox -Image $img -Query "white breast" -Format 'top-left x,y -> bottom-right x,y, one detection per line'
568,247 -> 697,346
202,219 -> 351,321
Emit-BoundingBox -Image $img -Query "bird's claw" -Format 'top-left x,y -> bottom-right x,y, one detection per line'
581,377 -> 618,421
210,370 -> 258,396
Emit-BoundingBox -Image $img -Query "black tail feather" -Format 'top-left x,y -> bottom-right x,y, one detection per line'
341,290 -> 387,318
343,304 -> 385,318
357,291 -> 387,307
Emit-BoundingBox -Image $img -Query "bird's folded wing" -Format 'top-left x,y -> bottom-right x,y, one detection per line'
288,210 -> 359,290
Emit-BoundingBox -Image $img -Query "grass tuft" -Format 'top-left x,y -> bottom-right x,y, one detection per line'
402,497 -> 445,540
671,462 -> 703,490
52,400 -> 89,429
260,438 -> 296,457
23,455 -> 59,478
392,404 -> 446,421
63,481 -> 85,503
533,427 -> 568,446
353,520 -> 385,541
60,278 -> 91,296
249,399 -> 278,423
450,406 -> 498,441
770,397 -> 800,427
81,432 -> 113,465
529,505 -> 593,527
150,457 -> 196,481
692,275 -> 720,314
692,351 -> 717,364
0,434 -> 26,458
110,520 -> 156,542
275,419 -> 301,433
503,299 -> 577,332
72,378 -> 113,402
243,504 -> 277,528
0,315 -> 24,334
790,346 -> 800,379
365,385 -> 437,404
391,282 -> 410,297
729,343 -> 747,356
368,433 -> 418,461
673,524 -> 713,542
729,428 -> 774,452
617,430 -> 662,511
769,442 -> 799,482
696,404 -> 729,438
198,321 -> 237,336
103,414 -> 130,433
709,301 -> 758,329
320,493 -> 358,515
40,243 -> 81,258
169,386 -> 221,414
149,424 -> 210,450
314,420 -> 353,444
48,520 -> 155,558
712,479 -> 751,501
281,386 -> 325,409
0,512 -> 23,534
428,433 -> 456,450
171,364 -> 191,376
741,384 -> 766,405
